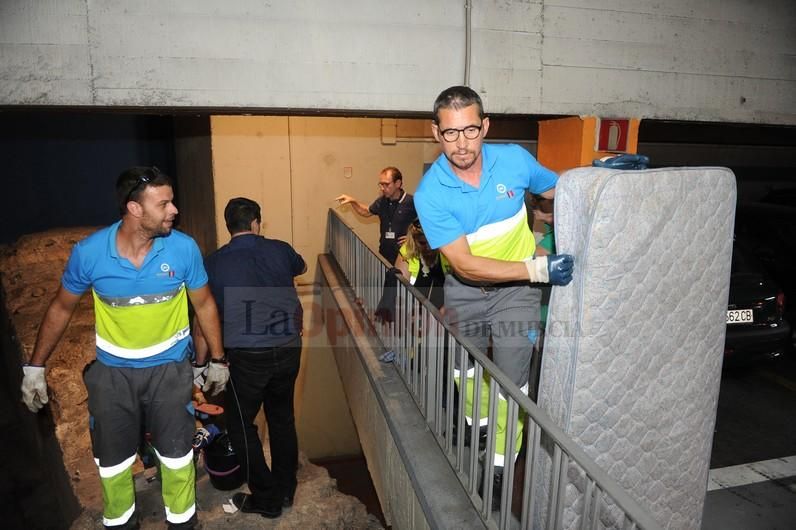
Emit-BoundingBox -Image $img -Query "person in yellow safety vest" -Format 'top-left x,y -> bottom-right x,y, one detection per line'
415,86 -> 575,506
394,218 -> 451,310
20,167 -> 229,530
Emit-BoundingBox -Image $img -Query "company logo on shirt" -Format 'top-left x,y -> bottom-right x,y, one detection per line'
157,262 -> 175,278
495,183 -> 515,200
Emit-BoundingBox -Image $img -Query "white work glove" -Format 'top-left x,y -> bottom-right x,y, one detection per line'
524,254 -> 574,286
21,365 -> 48,413
192,363 -> 208,388
202,362 -> 229,396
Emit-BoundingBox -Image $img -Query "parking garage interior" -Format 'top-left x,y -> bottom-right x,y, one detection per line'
1,109 -> 794,528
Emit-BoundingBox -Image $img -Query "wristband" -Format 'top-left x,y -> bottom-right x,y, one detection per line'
210,356 -> 229,366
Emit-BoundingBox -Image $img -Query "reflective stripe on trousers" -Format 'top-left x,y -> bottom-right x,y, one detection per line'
454,367 -> 525,467
95,454 -> 136,526
94,449 -> 195,525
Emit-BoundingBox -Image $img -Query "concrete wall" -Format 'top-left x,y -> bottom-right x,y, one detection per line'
295,286 -> 362,459
1,1 -> 793,124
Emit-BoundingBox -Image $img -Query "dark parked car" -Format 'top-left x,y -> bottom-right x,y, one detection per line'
734,200 -> 796,341
724,236 -> 791,365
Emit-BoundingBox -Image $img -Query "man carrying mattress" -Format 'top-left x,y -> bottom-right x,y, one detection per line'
415,86 -> 574,503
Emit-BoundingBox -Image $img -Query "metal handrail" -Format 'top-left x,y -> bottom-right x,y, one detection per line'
326,209 -> 662,530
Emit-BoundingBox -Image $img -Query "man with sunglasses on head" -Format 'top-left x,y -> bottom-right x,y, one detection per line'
415,86 -> 575,505
20,166 -> 228,530
335,166 -> 416,265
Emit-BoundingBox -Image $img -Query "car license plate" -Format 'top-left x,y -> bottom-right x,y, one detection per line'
726,309 -> 753,324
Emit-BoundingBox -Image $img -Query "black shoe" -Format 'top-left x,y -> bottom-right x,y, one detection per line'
283,495 -> 293,508
232,492 -> 282,519
491,466 -> 505,512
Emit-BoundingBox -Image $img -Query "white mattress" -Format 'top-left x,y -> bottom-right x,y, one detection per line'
534,167 -> 736,529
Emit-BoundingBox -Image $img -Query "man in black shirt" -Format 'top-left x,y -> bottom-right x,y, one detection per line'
197,197 -> 306,519
335,166 -> 416,264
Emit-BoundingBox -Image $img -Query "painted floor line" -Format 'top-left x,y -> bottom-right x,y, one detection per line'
708,455 -> 796,491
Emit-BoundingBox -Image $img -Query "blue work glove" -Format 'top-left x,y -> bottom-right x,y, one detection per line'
547,254 -> 574,285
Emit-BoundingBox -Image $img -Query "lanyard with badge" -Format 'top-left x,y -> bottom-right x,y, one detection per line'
384,190 -> 406,240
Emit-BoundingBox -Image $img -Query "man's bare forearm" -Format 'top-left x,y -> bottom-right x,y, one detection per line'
441,235 -> 535,283
349,201 -> 372,217
189,286 -> 225,363
447,254 -> 530,283
336,194 -> 373,217
29,286 -> 82,366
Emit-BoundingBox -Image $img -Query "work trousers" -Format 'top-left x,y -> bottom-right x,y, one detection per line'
225,336 -> 302,505
444,275 -> 542,467
84,358 -> 195,527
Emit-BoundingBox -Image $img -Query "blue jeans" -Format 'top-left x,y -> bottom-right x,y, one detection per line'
225,336 -> 301,505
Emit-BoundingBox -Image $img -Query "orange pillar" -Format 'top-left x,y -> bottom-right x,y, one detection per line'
537,116 -> 640,173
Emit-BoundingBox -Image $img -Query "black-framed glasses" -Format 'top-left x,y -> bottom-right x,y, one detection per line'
439,123 -> 482,143
124,168 -> 157,204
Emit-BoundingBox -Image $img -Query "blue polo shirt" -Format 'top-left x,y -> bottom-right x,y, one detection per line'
62,220 -> 208,367
204,234 -> 306,348
415,143 -> 557,261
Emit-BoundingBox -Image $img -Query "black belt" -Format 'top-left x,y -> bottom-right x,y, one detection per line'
478,281 -> 528,292
226,336 -> 300,354
453,276 -> 528,292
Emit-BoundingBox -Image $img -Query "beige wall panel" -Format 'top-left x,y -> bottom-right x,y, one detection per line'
207,115 -> 438,458
287,116 -> 428,275
209,115 -> 294,251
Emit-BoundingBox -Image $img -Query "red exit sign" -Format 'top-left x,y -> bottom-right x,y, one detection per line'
597,119 -> 630,152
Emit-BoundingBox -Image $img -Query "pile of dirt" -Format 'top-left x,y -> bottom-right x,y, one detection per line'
1,227 -> 101,510
1,228 -> 382,529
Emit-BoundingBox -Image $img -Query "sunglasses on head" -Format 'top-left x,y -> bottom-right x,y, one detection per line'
124,168 -> 159,204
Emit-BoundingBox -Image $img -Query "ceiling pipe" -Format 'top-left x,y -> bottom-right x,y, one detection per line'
464,0 -> 472,86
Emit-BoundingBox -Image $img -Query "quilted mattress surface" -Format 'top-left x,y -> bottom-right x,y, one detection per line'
534,167 -> 736,529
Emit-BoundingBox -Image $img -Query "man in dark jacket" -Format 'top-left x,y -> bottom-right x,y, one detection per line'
197,197 -> 306,519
